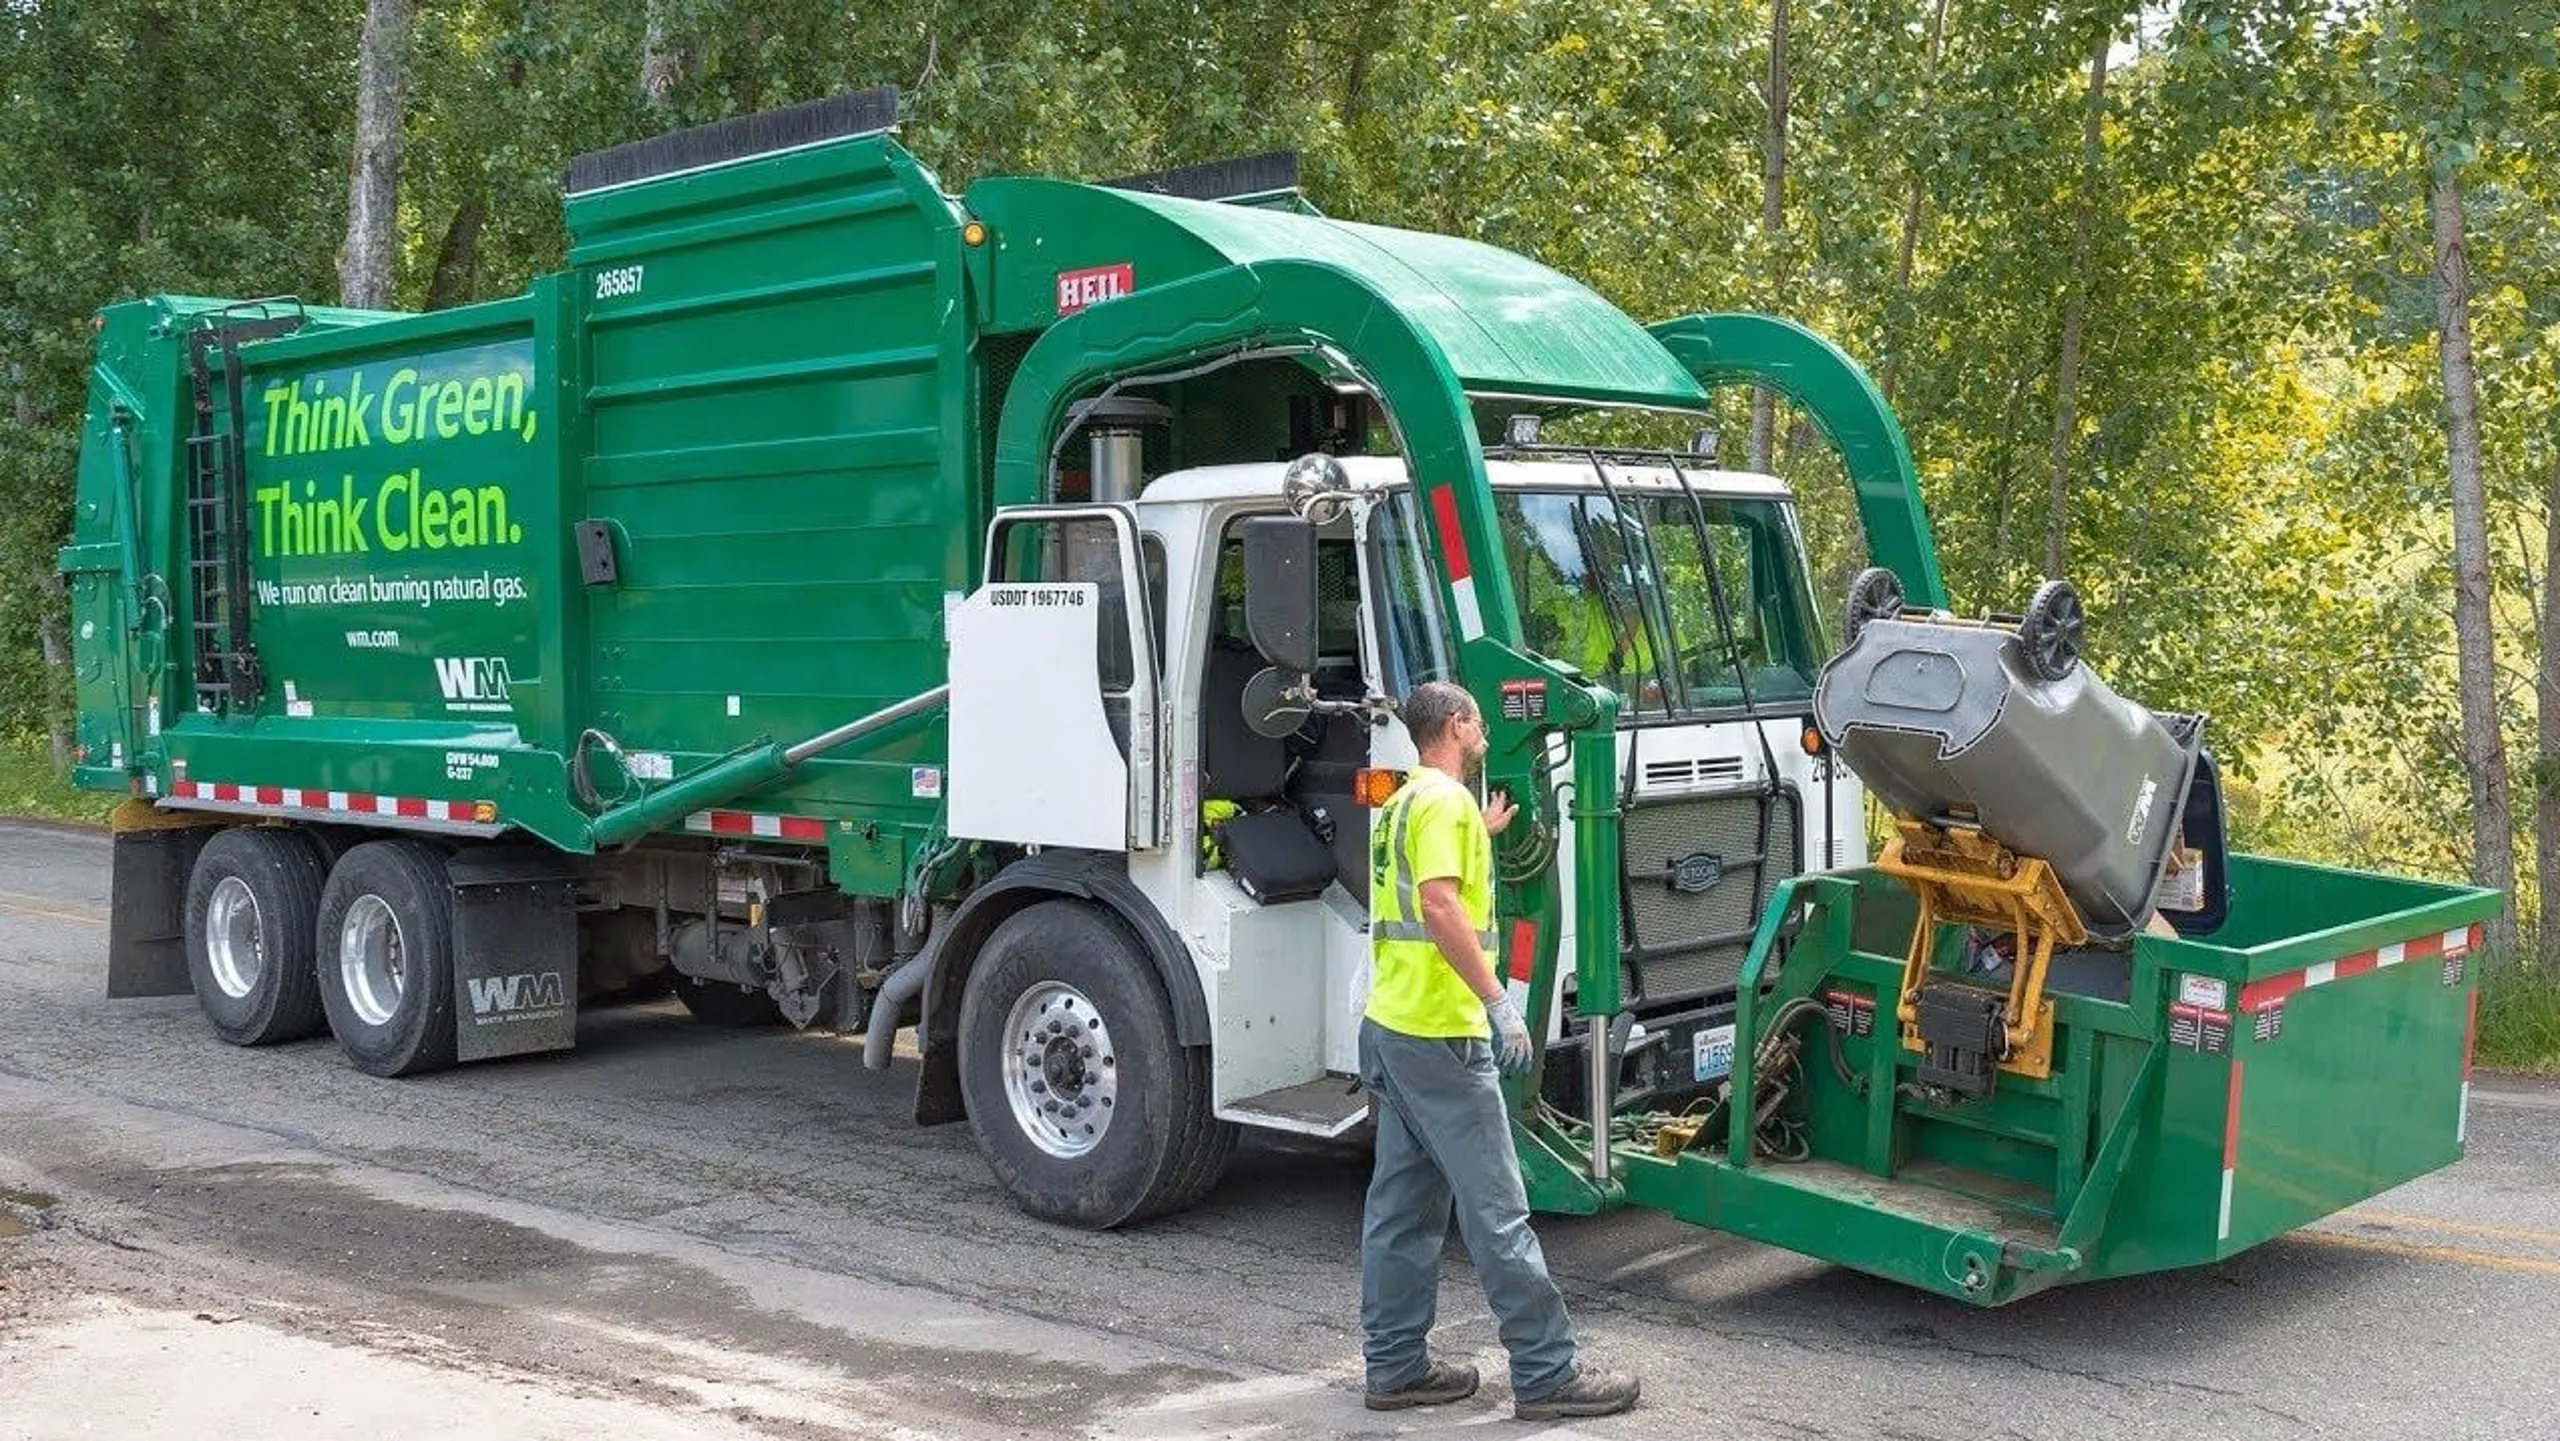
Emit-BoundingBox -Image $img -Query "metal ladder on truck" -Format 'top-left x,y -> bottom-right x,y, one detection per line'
182,302 -> 303,715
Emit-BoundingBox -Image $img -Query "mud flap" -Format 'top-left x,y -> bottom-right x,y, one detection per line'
448,850 -> 580,1063
106,808 -> 219,999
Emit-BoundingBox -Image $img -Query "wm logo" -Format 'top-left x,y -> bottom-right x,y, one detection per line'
466,970 -> 565,1017
434,656 -> 512,707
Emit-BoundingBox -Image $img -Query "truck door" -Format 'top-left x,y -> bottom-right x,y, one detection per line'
947,506 -> 1161,851
60,411 -> 159,779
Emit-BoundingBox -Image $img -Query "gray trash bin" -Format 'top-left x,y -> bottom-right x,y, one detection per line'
1814,608 -> 2203,941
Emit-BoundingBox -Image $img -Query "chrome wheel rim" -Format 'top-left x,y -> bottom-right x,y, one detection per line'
339,894 -> 406,1027
1001,981 -> 1118,1159
204,876 -> 264,1000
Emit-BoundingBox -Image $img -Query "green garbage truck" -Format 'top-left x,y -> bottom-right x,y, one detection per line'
60,89 -> 2501,1303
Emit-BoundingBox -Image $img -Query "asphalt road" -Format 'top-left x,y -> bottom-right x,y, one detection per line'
2,818 -> 2556,1440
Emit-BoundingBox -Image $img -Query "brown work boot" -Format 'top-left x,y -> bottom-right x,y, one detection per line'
1515,1364 -> 1640,1420
1364,1359 -> 1481,1411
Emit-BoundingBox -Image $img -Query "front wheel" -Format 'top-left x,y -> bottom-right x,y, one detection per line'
958,902 -> 1233,1227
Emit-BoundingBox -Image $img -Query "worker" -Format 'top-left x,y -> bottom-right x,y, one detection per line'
1548,587 -> 1650,690
1520,544 -> 1651,692
1357,679 -> 1641,1420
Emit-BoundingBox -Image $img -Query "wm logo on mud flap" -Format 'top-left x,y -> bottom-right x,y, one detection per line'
434,656 -> 513,714
466,970 -> 565,1019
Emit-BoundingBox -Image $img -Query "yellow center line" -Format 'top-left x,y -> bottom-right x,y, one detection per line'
0,898 -> 105,927
0,888 -> 101,908
2296,1229 -> 2560,1280
2337,1208 -> 2560,1250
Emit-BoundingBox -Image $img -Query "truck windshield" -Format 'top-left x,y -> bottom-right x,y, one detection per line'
1366,483 -> 1826,717
1499,487 -> 1824,716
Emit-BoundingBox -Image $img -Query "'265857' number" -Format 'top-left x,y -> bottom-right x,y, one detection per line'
593,264 -> 644,300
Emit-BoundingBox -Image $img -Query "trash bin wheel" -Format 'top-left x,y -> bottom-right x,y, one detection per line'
2020,580 -> 2085,681
1844,567 -> 1905,646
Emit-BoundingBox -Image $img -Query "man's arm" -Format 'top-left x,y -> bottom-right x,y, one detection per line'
1419,877 -> 1501,1001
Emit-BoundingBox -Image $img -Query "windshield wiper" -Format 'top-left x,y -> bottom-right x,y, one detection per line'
1662,452 -> 1762,716
1564,504 -> 1633,680
1566,496 -> 1683,713
1662,453 -> 1785,810
1579,450 -> 1693,713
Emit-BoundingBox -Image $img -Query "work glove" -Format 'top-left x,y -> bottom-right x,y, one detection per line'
1485,993 -> 1534,1076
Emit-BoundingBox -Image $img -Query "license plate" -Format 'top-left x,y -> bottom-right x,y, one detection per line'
1693,1023 -> 1737,1083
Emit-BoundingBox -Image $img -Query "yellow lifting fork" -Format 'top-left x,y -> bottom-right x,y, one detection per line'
1876,817 -> 2087,1082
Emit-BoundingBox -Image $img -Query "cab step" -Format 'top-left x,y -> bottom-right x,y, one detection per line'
1219,1076 -> 1369,1138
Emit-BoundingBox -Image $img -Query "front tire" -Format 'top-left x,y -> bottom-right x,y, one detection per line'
183,826 -> 329,1046
958,902 -> 1233,1227
317,840 -> 459,1078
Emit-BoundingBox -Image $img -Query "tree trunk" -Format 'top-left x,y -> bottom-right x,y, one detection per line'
2539,455 -> 2560,962
1749,0 -> 1789,475
734,17 -> 768,115
1340,0 -> 1396,125
423,193 -> 486,312
1970,370 -> 2031,604
641,1 -> 684,116
338,0 -> 412,310
2434,165 -> 2519,954
2042,26 -> 2110,583
1880,0 -> 1952,406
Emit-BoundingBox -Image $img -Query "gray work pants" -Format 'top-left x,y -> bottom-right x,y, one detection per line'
1358,1017 -> 1577,1396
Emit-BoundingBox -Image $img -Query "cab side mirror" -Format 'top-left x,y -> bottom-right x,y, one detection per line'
1241,515 -> 1318,676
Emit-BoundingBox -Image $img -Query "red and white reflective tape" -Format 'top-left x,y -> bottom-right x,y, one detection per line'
683,809 -> 830,843
2461,989 -> 2480,1145
1427,485 -> 1487,641
1500,917 -> 1540,1012
172,779 -> 487,825
2215,923 -> 2485,1239
2237,924 -> 2483,1013
1505,918 -> 1539,985
2218,1061 -> 2246,1242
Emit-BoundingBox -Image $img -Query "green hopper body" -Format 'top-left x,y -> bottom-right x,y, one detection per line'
60,126 -> 1941,893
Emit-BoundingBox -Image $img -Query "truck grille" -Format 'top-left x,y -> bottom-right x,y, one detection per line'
1639,755 -> 1746,791
1620,789 -> 1798,1002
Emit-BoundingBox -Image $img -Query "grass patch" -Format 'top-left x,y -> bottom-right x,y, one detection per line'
0,733 -> 110,826
2474,955 -> 2560,1076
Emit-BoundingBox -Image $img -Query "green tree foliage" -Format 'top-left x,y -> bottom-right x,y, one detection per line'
0,0 -> 352,741
2,0 -> 2554,926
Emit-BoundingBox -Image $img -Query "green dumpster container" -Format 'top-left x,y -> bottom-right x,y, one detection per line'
1610,853 -> 2502,1305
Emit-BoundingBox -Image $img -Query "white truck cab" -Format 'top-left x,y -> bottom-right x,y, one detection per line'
946,451 -> 1865,1141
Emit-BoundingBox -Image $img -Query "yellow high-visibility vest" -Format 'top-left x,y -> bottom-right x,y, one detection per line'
1366,768 -> 1495,1039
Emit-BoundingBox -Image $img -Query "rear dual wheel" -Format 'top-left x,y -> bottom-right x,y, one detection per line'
184,827 -> 330,1046
315,840 -> 461,1078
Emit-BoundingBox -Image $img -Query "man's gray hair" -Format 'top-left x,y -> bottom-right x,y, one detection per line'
1402,680 -> 1478,750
